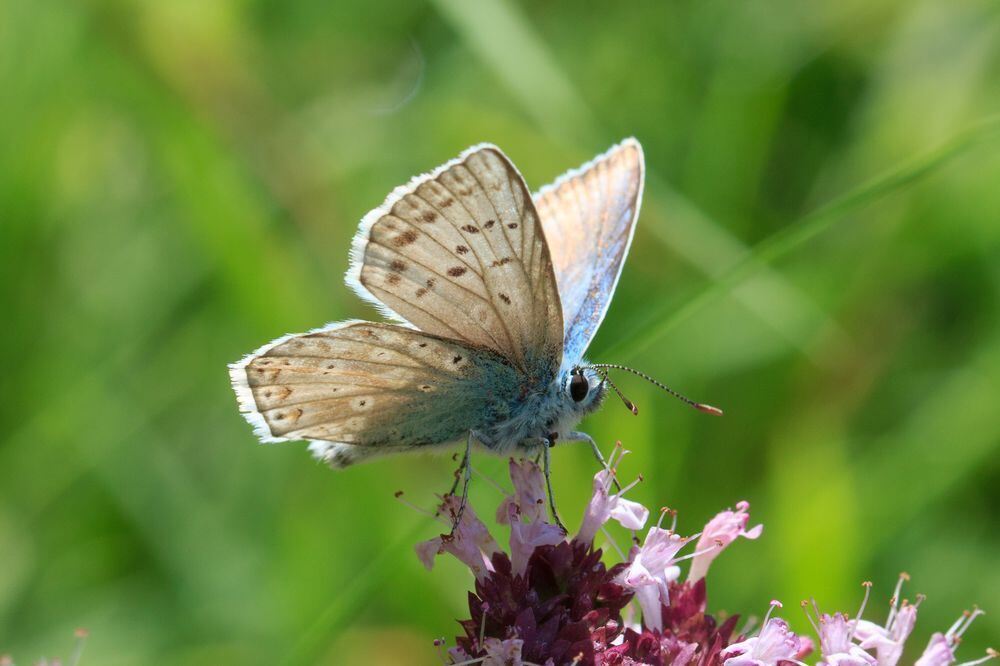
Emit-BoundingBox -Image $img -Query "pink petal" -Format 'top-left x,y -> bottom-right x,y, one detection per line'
509,458 -> 547,523
509,517 -> 565,576
575,459 -> 650,544
609,497 -> 650,531
424,495 -> 501,580
495,495 -> 517,525
414,537 -> 442,571
688,501 -> 763,581
483,637 -> 524,666
915,634 -> 955,666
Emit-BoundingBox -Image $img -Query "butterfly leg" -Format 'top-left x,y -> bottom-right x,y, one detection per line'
444,431 -> 476,533
542,438 -> 567,533
564,431 -> 622,492
447,435 -> 471,497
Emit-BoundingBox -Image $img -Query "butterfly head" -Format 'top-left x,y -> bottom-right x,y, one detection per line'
564,366 -> 608,416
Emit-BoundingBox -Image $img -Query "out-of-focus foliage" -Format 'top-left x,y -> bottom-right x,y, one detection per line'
1,1 -> 998,663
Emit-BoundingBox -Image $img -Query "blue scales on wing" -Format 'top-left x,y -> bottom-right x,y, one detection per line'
534,138 -> 645,364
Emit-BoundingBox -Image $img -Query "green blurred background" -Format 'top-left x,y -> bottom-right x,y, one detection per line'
2,0 -> 999,663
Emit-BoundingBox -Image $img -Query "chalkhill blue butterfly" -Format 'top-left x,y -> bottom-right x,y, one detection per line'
229,139 -> 720,522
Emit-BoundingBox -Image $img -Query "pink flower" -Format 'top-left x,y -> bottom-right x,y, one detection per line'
415,495 -> 501,581
576,448 -> 649,544
411,448 -> 995,666
915,608 -> 995,666
507,503 -> 564,576
448,637 -> 527,666
802,579 -> 996,666
722,601 -> 806,666
616,526 -> 692,632
854,574 -> 921,666
815,611 -> 877,666
480,637 -> 525,666
687,500 -> 763,582
615,499 -> 762,634
916,635 -> 956,666
488,459 -> 565,576
802,582 -> 878,666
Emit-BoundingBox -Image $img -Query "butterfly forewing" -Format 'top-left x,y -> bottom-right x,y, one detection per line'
534,139 -> 644,363
350,144 -> 563,377
230,321 -> 521,460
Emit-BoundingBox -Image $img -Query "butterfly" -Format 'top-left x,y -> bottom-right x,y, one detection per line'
229,139 -> 719,519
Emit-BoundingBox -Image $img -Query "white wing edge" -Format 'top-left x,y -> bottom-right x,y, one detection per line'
344,142 -> 527,327
532,137 -> 645,353
227,318 -> 368,447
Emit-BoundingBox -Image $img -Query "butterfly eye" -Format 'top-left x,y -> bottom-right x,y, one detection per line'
569,372 -> 589,402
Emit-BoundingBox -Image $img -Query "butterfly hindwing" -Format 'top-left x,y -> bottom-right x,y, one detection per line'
229,321 -> 522,465
348,144 -> 564,378
534,138 -> 644,363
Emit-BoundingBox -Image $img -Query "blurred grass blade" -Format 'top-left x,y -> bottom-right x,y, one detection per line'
745,115 -> 1000,278
433,0 -> 839,358
282,520 -> 431,666
607,115 -> 1000,359
430,0 -> 594,140
856,332 -> 1000,555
